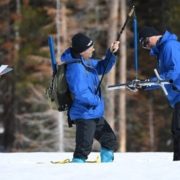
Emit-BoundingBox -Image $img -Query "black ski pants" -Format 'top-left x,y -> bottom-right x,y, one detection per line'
73,117 -> 118,160
172,102 -> 180,161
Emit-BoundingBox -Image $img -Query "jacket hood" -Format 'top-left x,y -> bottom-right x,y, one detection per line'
150,31 -> 178,56
61,48 -> 81,64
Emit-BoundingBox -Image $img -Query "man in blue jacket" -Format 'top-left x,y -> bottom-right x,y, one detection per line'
139,26 -> 180,161
61,33 -> 119,163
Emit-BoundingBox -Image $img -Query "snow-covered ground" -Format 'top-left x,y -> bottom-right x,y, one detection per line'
0,152 -> 180,180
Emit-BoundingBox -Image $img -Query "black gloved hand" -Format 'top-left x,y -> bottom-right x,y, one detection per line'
110,41 -> 120,55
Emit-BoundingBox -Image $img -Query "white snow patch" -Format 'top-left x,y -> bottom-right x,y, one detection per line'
0,152 -> 180,180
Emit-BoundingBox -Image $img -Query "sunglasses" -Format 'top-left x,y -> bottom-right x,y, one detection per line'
139,37 -> 150,49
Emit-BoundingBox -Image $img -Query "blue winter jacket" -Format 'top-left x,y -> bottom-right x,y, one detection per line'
149,31 -> 180,107
61,48 -> 117,120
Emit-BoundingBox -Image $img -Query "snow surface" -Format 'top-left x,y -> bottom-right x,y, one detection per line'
0,152 -> 180,180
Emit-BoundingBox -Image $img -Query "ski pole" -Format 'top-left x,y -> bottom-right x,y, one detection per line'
95,5 -> 135,94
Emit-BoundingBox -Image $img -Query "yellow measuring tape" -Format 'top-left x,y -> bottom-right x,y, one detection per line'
51,159 -> 71,164
50,156 -> 100,164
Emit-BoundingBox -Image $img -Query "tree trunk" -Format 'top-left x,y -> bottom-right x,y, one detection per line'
2,0 -> 18,151
61,3 -> 67,52
149,98 -> 155,151
105,0 -> 119,130
56,0 -> 65,152
118,0 -> 127,152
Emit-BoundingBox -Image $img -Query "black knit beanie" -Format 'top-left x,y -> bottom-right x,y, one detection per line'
72,33 -> 93,53
139,26 -> 160,40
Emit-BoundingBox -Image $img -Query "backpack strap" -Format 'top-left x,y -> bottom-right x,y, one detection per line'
65,60 -> 81,128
